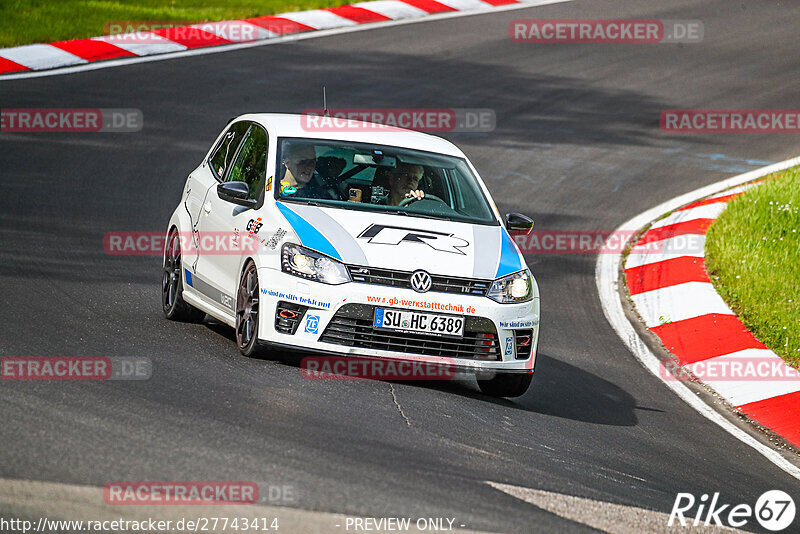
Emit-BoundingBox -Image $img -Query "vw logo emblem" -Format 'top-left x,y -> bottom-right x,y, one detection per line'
410,270 -> 432,293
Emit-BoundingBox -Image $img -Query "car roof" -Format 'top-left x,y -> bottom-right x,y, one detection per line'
237,113 -> 466,157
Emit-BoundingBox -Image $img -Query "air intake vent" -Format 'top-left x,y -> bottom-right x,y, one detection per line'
274,301 -> 308,335
319,304 -> 501,360
514,329 -> 534,360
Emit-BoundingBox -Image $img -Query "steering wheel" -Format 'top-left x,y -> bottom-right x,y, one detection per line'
399,193 -> 445,207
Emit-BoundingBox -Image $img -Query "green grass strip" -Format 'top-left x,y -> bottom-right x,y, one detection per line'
706,166 -> 800,366
0,0 -> 353,48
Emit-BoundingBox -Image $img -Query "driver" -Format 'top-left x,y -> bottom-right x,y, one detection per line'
386,163 -> 425,206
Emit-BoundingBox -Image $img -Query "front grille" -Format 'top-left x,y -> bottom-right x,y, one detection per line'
319,304 -> 501,360
514,329 -> 534,360
347,265 -> 491,296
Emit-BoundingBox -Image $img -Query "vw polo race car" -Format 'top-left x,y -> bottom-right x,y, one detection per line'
162,113 -> 539,397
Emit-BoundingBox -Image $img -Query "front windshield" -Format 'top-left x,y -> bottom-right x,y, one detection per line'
274,137 -> 498,225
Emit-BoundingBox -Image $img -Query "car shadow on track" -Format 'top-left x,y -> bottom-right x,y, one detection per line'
210,318 -> 653,427
403,353 -> 650,427
515,352 -> 659,426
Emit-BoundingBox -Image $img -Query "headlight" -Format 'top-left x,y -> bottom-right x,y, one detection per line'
487,269 -> 534,303
281,243 -> 350,285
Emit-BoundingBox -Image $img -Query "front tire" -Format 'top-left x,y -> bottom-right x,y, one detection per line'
236,261 -> 261,357
477,373 -> 532,398
162,229 -> 205,322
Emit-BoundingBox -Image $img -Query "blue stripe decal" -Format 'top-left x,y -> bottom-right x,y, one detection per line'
276,202 -> 342,260
184,268 -> 193,287
495,229 -> 524,279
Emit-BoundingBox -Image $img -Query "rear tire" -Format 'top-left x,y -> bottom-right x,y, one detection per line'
162,229 -> 205,322
477,373 -> 532,398
236,261 -> 261,357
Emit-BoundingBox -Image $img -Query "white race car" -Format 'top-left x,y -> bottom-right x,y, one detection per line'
162,114 -> 539,397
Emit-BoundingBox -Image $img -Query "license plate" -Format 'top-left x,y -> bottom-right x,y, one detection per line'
373,308 -> 465,338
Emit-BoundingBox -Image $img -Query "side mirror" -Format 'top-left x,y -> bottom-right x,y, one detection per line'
505,212 -> 534,233
217,181 -> 256,208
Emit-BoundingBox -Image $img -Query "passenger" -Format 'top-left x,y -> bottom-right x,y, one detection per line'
386,163 -> 425,206
281,144 -> 317,192
281,144 -> 344,199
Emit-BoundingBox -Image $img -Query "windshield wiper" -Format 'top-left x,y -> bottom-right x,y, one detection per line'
403,212 -> 444,220
282,198 -> 322,206
372,208 -> 443,220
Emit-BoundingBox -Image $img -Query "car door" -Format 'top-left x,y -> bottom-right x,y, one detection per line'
184,120 -> 250,310
195,122 -> 269,313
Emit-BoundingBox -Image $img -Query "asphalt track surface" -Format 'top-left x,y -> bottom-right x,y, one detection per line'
2,0 -> 800,532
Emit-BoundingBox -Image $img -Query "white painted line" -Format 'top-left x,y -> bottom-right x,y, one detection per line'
649,202 -> 727,229
0,0 -> 574,81
352,0 -> 429,19
596,155 -> 800,481
277,9 -> 359,29
630,282 -> 733,328
690,349 -> 800,407
92,35 -> 188,56
704,184 -> 753,200
190,20 -> 276,41
0,44 -> 87,70
436,0 -> 495,10
625,235 -> 706,270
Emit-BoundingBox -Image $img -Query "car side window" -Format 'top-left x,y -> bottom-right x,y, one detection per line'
226,124 -> 269,201
208,122 -> 250,181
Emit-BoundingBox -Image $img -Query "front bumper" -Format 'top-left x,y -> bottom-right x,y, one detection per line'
257,268 -> 540,372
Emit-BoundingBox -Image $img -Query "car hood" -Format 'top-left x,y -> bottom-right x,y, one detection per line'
276,202 -> 525,280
